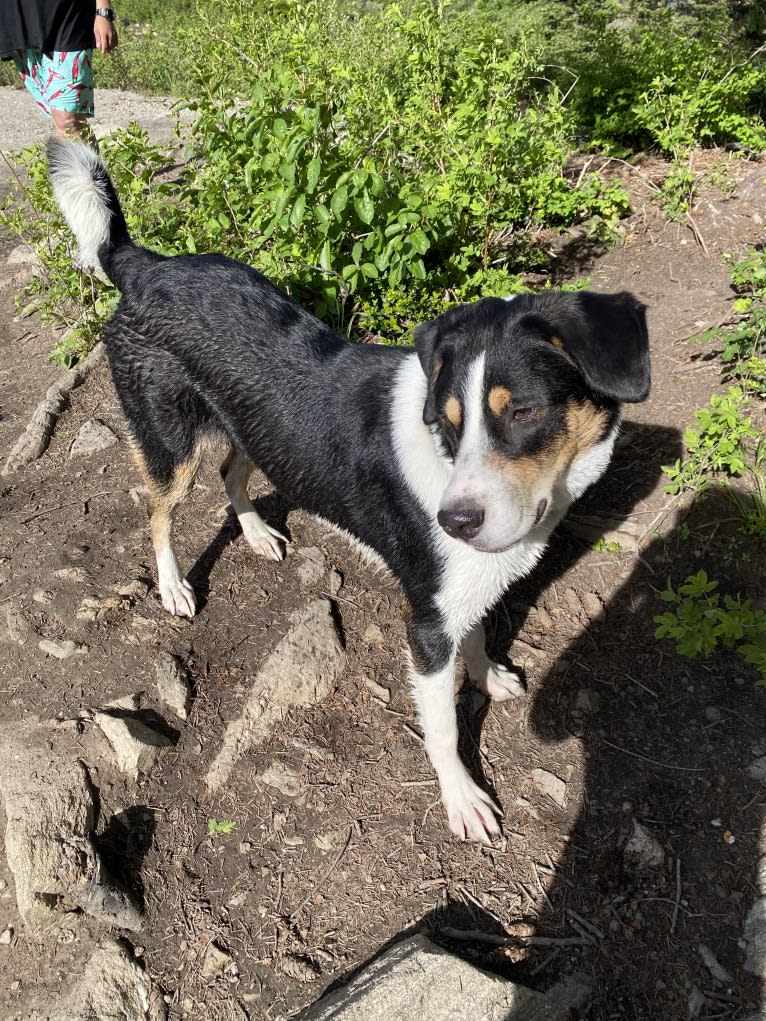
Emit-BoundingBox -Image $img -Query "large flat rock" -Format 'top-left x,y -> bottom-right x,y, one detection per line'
295,933 -> 590,1021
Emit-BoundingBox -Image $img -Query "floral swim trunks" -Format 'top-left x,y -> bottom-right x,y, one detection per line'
13,49 -> 94,118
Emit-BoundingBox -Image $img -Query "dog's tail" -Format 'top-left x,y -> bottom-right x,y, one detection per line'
46,138 -> 156,290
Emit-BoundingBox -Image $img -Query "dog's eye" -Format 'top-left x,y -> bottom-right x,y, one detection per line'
512,407 -> 537,423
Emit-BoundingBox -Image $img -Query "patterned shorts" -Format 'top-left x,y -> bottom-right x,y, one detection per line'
13,49 -> 94,118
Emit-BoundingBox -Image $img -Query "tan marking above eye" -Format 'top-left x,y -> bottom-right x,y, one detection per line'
487,385 -> 513,417
432,360 -> 443,384
444,395 -> 462,428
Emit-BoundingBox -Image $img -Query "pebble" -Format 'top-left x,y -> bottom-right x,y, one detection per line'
581,592 -> 603,618
530,768 -> 567,807
297,547 -> 326,588
624,819 -> 665,870
748,757 -> 766,784
69,419 -> 118,459
201,943 -> 234,980
38,639 -> 88,660
32,589 -> 53,605
0,926 -> 12,946
705,706 -> 722,723
575,688 -> 601,714
259,762 -> 303,797
362,623 -> 385,645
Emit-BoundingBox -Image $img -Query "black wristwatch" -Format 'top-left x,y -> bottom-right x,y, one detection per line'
95,7 -> 115,20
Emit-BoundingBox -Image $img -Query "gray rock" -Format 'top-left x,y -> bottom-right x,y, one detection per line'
154,651 -> 191,720
748,757 -> 766,784
95,713 -> 173,778
259,762 -> 303,797
38,638 -> 88,660
530,768 -> 567,807
297,547 -> 326,588
743,898 -> 766,978
294,932 -> 590,1020
0,719 -> 142,933
624,819 -> 665,871
69,418 -> 118,458
36,939 -> 166,1021
698,943 -> 733,984
575,688 -> 601,714
3,600 -> 32,645
6,243 -> 38,266
207,599 -> 346,790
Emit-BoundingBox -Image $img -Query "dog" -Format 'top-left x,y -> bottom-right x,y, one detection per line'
47,138 -> 650,843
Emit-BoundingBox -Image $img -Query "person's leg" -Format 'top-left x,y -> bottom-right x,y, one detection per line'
42,51 -> 96,143
13,50 -> 51,117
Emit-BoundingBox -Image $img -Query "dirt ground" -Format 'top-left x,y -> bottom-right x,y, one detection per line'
0,127 -> 765,1021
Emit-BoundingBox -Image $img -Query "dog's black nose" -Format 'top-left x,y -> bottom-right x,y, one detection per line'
437,507 -> 485,540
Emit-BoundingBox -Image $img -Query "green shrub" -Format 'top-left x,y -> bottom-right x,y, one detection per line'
655,570 -> 766,685
173,0 -> 629,333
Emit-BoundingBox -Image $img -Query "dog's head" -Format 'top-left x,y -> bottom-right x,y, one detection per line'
414,290 -> 650,552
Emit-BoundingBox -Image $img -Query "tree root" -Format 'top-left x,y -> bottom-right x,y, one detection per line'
2,342 -> 104,476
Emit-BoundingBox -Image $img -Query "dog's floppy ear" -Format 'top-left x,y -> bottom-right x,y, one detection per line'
532,291 -> 651,403
414,317 -> 445,425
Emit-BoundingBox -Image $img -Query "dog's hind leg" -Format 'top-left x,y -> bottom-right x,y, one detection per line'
460,621 -> 524,701
129,439 -> 201,618
220,448 -> 287,561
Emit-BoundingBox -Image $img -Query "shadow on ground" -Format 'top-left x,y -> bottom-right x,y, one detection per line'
487,469 -> 765,1018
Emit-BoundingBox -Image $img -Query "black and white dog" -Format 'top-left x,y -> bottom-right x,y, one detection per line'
47,139 -> 650,843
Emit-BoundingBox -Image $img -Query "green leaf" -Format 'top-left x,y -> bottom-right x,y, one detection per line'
319,239 -> 332,272
331,185 -> 349,219
409,228 -> 430,254
208,818 -> 236,835
306,157 -> 321,194
354,190 -> 375,225
290,193 -> 306,227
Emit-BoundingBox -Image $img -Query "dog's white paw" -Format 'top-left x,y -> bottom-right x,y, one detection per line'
480,662 -> 524,702
160,577 -> 196,618
442,771 -> 502,844
241,518 -> 287,561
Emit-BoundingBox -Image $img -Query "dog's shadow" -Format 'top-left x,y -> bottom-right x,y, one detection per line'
185,491 -> 290,613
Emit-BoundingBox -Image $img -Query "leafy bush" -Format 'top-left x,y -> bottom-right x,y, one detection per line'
173,0 -> 629,332
655,570 -> 766,685
662,387 -> 759,494
511,0 -> 766,157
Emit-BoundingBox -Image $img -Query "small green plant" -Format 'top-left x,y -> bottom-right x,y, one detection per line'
207,818 -> 237,836
661,162 -> 696,221
662,387 -> 759,494
592,537 -> 622,553
727,437 -> 766,541
654,570 -> 766,686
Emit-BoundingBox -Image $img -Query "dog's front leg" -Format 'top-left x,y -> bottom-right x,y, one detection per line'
460,621 -> 525,701
407,619 -> 502,844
